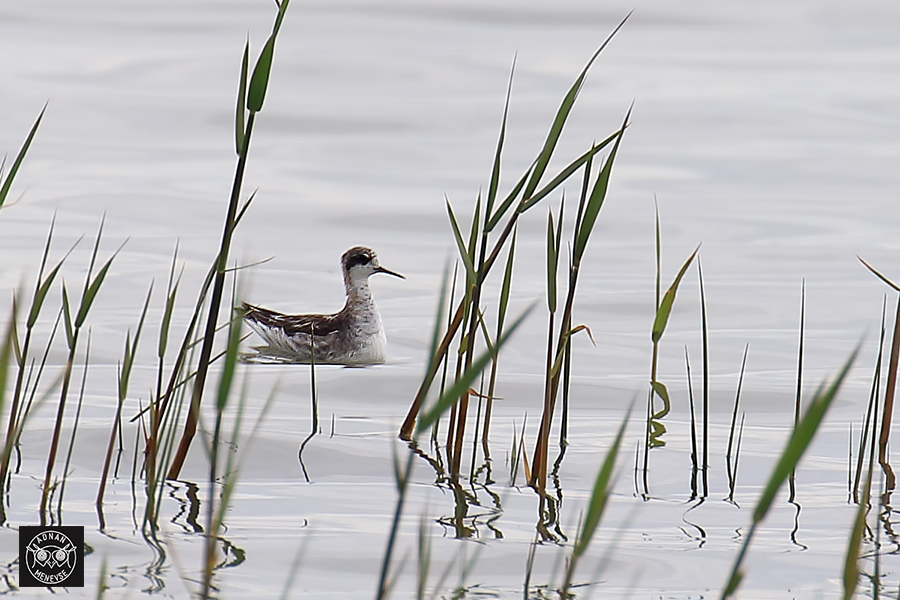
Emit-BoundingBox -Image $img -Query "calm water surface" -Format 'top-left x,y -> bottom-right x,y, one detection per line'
2,0 -> 900,597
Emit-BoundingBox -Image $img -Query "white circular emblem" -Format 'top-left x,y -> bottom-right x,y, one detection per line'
25,530 -> 77,585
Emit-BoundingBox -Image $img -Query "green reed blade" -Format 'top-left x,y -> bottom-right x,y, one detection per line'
216,313 -> 243,414
548,325 -> 593,380
547,208 -> 557,313
475,308 -> 495,355
247,36 -> 276,113
11,314 -> 21,368
486,162 -> 533,233
467,195 -> 481,269
726,344 -> 749,465
789,281 -> 805,501
685,347 -> 699,490
571,144 -> 593,249
28,262 -> 64,330
75,250 -> 118,328
553,200 -> 564,305
651,244 -> 700,344
26,221 -> 77,330
573,407 -> 630,558
0,304 -> 15,434
518,131 -> 618,216
61,284 -> 74,350
247,0 -> 292,115
272,0 -> 291,35
699,257 -> 709,497
236,39 -> 249,154
235,189 -> 259,228
159,257 -> 182,360
497,227 -> 516,338
121,284 -> 153,398
0,104 -> 45,209
651,381 -> 669,407
416,304 -> 534,436
573,108 -> 630,262
446,198 -> 476,285
485,57 -> 515,220
521,14 -> 630,204
416,513 -> 432,600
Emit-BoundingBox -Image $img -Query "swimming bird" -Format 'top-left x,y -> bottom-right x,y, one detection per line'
241,246 -> 404,365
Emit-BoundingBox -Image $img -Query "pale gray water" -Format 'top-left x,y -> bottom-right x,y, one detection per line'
2,0 -> 900,597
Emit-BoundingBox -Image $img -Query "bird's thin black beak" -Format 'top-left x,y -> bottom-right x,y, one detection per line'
375,266 -> 405,279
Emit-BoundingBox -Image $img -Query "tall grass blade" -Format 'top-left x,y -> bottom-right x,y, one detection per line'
0,304 -> 16,458
547,208 -> 558,313
854,296 -> 885,500
517,133 -> 618,216
651,244 -> 700,344
485,57 -> 515,220
520,13 -> 630,203
62,284 -> 74,350
0,104 -> 45,209
486,163 -> 533,233
789,281 -> 805,501
75,250 -> 119,328
236,39 -> 249,154
27,255 -> 67,330
417,512 -> 432,600
446,198 -> 476,286
699,257 -> 709,497
685,346 -> 699,497
573,410 -> 630,558
247,39 -> 276,113
573,109 -> 630,261
726,345 -> 749,470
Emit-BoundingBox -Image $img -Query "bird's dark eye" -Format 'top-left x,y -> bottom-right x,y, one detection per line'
346,252 -> 373,270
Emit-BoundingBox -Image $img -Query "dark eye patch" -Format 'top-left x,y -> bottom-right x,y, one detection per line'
345,249 -> 373,269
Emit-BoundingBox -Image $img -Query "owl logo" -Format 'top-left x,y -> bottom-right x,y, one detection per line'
25,530 -> 78,585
